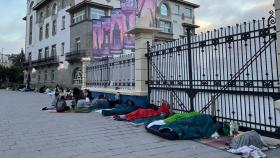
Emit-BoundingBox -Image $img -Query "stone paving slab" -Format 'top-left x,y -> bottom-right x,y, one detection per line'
0,90 -> 243,158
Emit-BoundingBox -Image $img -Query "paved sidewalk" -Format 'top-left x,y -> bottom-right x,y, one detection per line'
0,90 -> 240,158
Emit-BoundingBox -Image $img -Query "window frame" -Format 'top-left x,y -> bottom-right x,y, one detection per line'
184,8 -> 193,18
174,4 -> 180,15
52,20 -> 57,36
160,3 -> 169,16
159,20 -> 172,33
51,44 -> 57,57
45,23 -> 49,38
52,3 -> 58,16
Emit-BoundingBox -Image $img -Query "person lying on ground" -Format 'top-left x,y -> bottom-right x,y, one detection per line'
102,100 -> 139,116
113,102 -> 171,121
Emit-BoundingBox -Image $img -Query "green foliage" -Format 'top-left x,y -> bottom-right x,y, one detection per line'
0,54 -> 24,89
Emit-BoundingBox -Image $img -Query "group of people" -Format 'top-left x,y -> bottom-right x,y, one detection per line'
42,85 -> 120,113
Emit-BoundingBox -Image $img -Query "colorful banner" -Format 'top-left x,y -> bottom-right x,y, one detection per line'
92,20 -> 102,57
110,8 -> 123,54
137,0 -> 157,27
101,16 -> 111,56
121,0 -> 136,49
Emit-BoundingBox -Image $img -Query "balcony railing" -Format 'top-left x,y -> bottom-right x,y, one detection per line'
32,56 -> 60,67
65,50 -> 90,62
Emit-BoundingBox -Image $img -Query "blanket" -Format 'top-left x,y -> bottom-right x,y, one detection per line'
89,100 -> 111,110
102,104 -> 139,116
125,103 -> 170,121
164,112 -> 201,123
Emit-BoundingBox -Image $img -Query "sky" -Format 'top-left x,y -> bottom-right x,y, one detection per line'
0,0 -> 275,54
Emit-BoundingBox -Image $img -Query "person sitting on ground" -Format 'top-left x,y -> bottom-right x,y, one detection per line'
42,89 -> 60,110
39,85 -> 46,93
55,96 -> 70,112
75,89 -> 93,108
71,87 -> 85,109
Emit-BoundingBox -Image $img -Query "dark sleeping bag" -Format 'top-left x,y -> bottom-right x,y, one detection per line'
102,104 -> 139,116
145,125 -> 179,140
146,115 -> 221,140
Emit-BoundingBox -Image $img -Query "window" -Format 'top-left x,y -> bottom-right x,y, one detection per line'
39,27 -> 43,41
51,45 -> 57,56
61,0 -> 66,8
44,70 -> 48,83
39,12 -> 44,23
159,20 -> 172,33
51,70 -> 55,82
29,1 -> 34,14
45,23 -> 49,38
160,3 -> 168,16
38,71 -> 41,83
61,43 -> 65,56
46,5 -> 50,17
45,47 -> 49,58
174,5 -> 179,15
29,16 -> 33,45
52,3 -> 58,16
52,20 -> 57,35
72,68 -> 82,85
72,9 -> 85,24
90,8 -> 105,19
75,37 -> 81,52
184,8 -> 192,18
62,16 -> 65,29
38,49 -> 42,60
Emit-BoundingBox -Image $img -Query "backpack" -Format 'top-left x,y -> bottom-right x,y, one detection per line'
56,98 -> 68,112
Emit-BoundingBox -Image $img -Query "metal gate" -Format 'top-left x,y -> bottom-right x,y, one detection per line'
147,11 -> 280,138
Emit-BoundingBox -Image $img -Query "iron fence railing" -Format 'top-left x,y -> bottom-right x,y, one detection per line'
147,11 -> 280,138
86,53 -> 135,90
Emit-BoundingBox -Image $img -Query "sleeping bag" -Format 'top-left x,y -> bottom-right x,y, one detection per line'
102,104 -> 139,116
146,115 -> 221,140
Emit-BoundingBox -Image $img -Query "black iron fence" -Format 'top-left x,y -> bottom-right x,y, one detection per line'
147,11 -> 280,138
86,53 -> 135,90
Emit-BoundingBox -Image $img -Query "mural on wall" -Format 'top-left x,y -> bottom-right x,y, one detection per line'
137,0 -> 157,27
121,0 -> 136,49
110,8 -> 124,54
92,20 -> 102,57
92,0 -> 137,57
101,16 -> 112,56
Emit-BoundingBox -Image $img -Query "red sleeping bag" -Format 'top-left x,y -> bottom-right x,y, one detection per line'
125,103 -> 171,121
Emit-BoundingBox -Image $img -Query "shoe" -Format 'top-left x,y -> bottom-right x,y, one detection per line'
42,107 -> 48,111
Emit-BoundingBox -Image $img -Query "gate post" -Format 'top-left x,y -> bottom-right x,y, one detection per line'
127,26 -> 160,96
274,1 -> 280,110
81,57 -> 91,89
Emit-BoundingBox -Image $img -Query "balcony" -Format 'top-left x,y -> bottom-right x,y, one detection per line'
65,50 -> 90,62
32,56 -> 60,67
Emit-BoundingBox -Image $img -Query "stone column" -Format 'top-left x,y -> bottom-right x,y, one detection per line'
127,27 -> 160,96
274,0 -> 280,110
81,57 -> 91,89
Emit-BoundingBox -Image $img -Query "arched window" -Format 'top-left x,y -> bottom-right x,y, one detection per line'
52,3 -> 58,15
29,1 -> 34,14
73,68 -> 82,85
39,12 -> 44,23
160,3 -> 168,16
61,0 -> 66,8
46,5 -> 50,17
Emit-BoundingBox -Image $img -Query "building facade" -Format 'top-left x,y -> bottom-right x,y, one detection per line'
23,0 -> 199,89
0,53 -> 11,67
